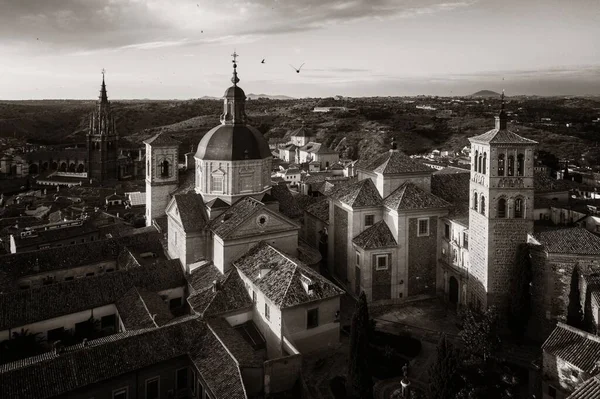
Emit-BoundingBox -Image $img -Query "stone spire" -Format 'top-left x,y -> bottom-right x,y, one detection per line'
495,90 -> 508,130
220,51 -> 247,125
99,69 -> 108,104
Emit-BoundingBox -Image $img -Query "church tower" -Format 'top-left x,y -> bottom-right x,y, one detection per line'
87,70 -> 119,181
144,133 -> 180,227
467,92 -> 537,311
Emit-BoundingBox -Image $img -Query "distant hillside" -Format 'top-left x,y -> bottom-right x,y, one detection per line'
471,90 -> 501,98
247,93 -> 295,100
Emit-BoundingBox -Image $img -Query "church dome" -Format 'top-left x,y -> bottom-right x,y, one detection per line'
223,85 -> 246,99
195,124 -> 271,161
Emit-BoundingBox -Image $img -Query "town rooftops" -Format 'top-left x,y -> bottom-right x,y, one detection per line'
290,126 -> 314,138
207,317 -> 265,368
209,196 -> 264,238
171,192 -> 208,232
542,323 -> 600,375
469,127 -> 537,145
329,178 -> 382,208
0,317 -> 247,399
11,220 -> 99,249
531,227 -> 600,255
143,132 -> 181,146
534,171 -> 580,193
0,259 -> 185,331
431,172 -> 470,220
353,220 -> 397,249
567,375 -> 600,399
234,242 -> 344,309
299,142 -> 338,155
116,286 -> 175,330
305,198 -> 329,223
188,268 -> 253,318
383,182 -> 450,211
357,149 -> 433,175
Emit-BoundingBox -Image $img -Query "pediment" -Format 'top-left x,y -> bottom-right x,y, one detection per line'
225,207 -> 299,240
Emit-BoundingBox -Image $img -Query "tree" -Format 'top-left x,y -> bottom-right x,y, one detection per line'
567,266 -> 584,329
426,334 -> 461,399
508,244 -> 533,340
582,286 -> 597,335
347,291 -> 373,399
459,306 -> 501,365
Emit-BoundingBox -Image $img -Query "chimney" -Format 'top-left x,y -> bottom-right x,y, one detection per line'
213,280 -> 221,292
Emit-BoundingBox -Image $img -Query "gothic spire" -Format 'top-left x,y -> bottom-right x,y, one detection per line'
100,69 -> 108,104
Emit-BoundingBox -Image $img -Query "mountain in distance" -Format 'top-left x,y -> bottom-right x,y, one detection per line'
246,93 -> 295,100
471,90 -> 501,98
200,95 -> 220,100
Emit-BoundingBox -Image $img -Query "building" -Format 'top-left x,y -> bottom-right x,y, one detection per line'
9,219 -> 100,253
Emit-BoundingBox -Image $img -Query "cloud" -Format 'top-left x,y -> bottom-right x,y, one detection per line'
0,0 -> 477,51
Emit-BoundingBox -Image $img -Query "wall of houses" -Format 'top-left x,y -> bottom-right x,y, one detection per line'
167,216 -> 208,269
542,352 -> 587,399
264,353 -> 303,395
16,260 -> 117,289
408,216 -> 439,296
282,297 -> 340,353
437,218 -> 470,307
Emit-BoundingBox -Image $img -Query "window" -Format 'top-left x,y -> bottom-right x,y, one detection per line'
463,233 -> 469,249
517,154 -> 524,176
375,254 -> 389,270
478,153 -> 482,173
417,218 -> 429,236
160,159 -> 170,177
169,297 -> 182,310
507,155 -> 514,176
176,368 -> 188,391
473,192 -> 478,211
356,252 -> 360,266
211,175 -> 223,192
497,198 -> 506,218
364,214 -> 374,227
145,377 -> 159,399
444,223 -> 450,239
101,314 -> 116,332
480,195 -> 486,216
515,198 -> 524,218
474,150 -> 478,172
497,154 -> 505,176
47,327 -> 64,342
482,152 -> 487,174
307,308 -> 319,329
265,303 -> 270,321
113,387 -> 128,399
252,291 -> 257,303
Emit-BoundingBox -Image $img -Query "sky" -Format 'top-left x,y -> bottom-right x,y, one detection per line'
0,0 -> 599,99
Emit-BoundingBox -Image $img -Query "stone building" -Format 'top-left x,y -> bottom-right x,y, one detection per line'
144,133 -> 180,225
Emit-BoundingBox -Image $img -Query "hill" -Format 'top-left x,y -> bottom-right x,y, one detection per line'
247,93 -> 295,100
471,90 -> 501,98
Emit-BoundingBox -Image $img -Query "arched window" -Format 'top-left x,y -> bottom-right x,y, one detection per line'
480,195 -> 486,215
474,150 -> 479,172
473,191 -> 478,211
498,154 -> 505,176
515,198 -> 524,218
517,154 -> 524,176
482,152 -> 487,174
478,154 -> 482,174
160,159 -> 170,177
497,198 -> 506,218
507,155 -> 514,176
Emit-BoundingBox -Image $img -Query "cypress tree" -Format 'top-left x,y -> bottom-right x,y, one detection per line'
567,266 -> 584,329
427,334 -> 460,399
347,291 -> 373,399
508,244 -> 533,340
582,287 -> 597,335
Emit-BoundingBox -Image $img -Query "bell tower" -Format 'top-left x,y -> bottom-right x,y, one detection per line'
467,92 -> 537,311
87,70 -> 119,182
144,133 -> 180,226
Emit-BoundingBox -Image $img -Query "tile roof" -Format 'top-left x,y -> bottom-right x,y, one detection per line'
329,178 -> 382,208
305,198 -> 329,223
532,227 -> 600,255
11,221 -> 99,249
270,184 -> 302,218
357,150 -> 433,175
188,269 -> 252,318
234,242 -> 344,309
352,220 -> 397,249
299,142 -> 338,155
290,126 -> 314,138
207,318 -> 265,367
205,197 -> 230,209
542,323 -> 600,374
0,317 -> 247,399
187,263 -> 224,292
567,375 -> 600,399
433,166 -> 470,175
172,192 -> 208,232
116,287 -> 174,330
383,182 -> 450,211
0,260 -> 185,330
431,173 -> 470,219
534,171 -> 581,193
209,197 -> 265,238
143,132 -> 181,146
469,128 -> 537,145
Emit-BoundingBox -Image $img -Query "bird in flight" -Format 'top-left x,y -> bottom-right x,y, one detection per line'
261,59 -> 265,64
290,63 -> 305,73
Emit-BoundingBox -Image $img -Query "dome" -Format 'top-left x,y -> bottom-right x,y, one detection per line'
223,85 -> 246,99
195,124 -> 271,161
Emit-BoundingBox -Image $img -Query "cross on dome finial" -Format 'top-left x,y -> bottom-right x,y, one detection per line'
231,50 -> 240,86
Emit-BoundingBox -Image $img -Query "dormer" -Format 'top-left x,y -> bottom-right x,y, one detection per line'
300,273 -> 316,295
258,268 -> 271,279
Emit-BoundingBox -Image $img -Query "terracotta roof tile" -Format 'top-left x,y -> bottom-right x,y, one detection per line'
469,128 -> 537,145
358,150 -> 433,175
143,132 -> 181,146
383,182 -> 450,211
533,227 -> 600,255
329,178 -> 382,208
116,287 -> 174,330
234,242 -> 343,309
172,192 -> 208,232
205,197 -> 230,209
534,171 -> 581,193
188,269 -> 252,318
567,375 -> 600,399
431,173 -> 470,218
352,220 -> 397,249
207,318 -> 265,367
270,185 -> 302,218
305,198 -> 329,223
209,197 -> 264,238
542,323 -> 600,374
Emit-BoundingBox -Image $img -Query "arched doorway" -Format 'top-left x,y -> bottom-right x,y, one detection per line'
77,164 -> 85,173
29,164 -> 39,174
42,162 -> 48,171
60,162 -> 67,172
449,276 -> 459,305
68,163 -> 76,172
51,162 -> 58,171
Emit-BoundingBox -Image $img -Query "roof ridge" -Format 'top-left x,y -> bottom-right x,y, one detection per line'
555,322 -> 600,344
132,286 -> 159,328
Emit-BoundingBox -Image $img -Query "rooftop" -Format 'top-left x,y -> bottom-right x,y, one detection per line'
567,375 -> 600,399
542,323 -> 600,374
329,178 -> 382,208
171,192 -> 208,233
469,127 -> 537,145
353,220 -> 397,249
188,269 -> 252,318
357,149 -> 433,175
116,286 -> 174,330
431,172 -> 471,220
383,182 -> 450,211
532,227 -> 600,255
305,197 -> 329,223
143,132 -> 181,146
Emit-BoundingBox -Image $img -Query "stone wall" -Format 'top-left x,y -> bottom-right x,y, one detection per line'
264,354 -> 303,395
371,252 -> 392,300
333,205 -> 348,281
408,216 -> 437,297
467,209 -> 488,306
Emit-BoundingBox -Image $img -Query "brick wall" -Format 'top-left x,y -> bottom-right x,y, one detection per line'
333,205 -> 348,281
408,216 -> 437,297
